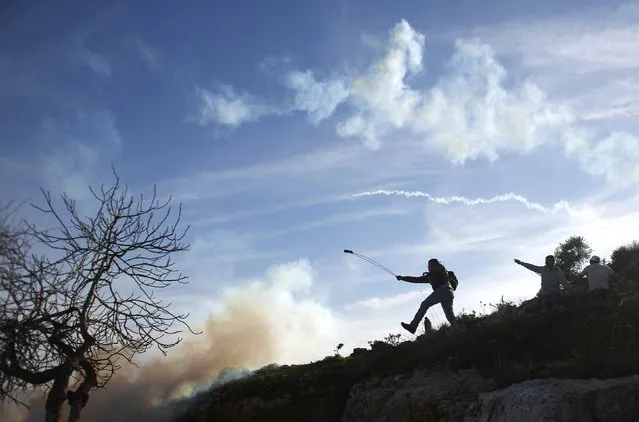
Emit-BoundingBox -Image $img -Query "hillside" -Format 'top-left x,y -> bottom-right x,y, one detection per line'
171,283 -> 639,422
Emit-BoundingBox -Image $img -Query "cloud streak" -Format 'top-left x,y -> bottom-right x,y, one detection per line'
255,205 -> 413,239
72,48 -> 112,77
353,189 -> 572,214
37,110 -> 123,200
194,85 -> 285,127
457,4 -> 639,74
132,37 -> 160,71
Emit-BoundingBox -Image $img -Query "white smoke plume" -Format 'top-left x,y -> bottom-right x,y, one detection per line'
353,189 -> 573,214
1,259 -> 337,422
196,19 -> 639,188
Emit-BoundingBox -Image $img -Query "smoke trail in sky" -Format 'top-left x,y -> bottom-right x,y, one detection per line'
352,189 -> 572,214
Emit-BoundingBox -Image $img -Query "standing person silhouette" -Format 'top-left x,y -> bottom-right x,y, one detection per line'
514,255 -> 567,311
575,255 -> 618,303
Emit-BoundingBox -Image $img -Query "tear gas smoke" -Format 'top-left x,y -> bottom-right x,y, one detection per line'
353,189 -> 573,214
1,260 -> 336,422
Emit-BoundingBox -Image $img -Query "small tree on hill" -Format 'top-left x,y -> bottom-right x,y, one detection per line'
554,235 -> 592,283
610,241 -> 639,281
0,170 -> 198,422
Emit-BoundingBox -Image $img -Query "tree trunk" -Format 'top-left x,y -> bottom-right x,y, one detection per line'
66,390 -> 89,422
66,359 -> 97,422
45,374 -> 70,422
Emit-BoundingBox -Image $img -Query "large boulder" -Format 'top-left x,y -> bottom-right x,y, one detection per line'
465,375 -> 639,422
341,368 -> 639,422
341,367 -> 494,422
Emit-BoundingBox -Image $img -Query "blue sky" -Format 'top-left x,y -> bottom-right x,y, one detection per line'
3,0 -> 639,390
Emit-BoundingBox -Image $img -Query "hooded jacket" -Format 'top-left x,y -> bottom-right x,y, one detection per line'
399,271 -> 452,291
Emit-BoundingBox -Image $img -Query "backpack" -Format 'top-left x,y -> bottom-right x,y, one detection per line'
447,271 -> 459,291
422,270 -> 459,290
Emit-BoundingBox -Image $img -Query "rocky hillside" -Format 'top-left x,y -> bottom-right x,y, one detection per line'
171,285 -> 639,422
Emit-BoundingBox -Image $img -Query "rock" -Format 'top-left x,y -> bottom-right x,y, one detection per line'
465,375 -> 639,422
341,369 -> 639,422
341,367 -> 494,422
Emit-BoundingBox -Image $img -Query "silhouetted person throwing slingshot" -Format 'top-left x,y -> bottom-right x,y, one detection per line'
396,258 -> 459,334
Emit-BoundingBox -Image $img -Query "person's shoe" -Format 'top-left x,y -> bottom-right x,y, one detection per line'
401,322 -> 417,334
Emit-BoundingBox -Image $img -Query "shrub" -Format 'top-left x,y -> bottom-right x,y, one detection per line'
610,241 -> 639,279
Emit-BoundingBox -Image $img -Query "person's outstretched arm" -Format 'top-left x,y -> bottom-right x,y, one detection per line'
396,274 -> 430,283
514,259 -> 544,274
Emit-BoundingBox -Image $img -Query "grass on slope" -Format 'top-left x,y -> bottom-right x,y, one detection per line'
175,290 -> 639,421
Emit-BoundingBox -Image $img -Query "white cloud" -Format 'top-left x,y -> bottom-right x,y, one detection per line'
284,70 -> 350,124
446,4 -> 639,126
193,18 -> 639,187
334,19 -> 426,149
412,39 -> 587,160
194,85 -> 283,127
580,132 -> 639,183
286,22 -> 573,158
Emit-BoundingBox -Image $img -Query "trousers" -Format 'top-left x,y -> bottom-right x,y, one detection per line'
410,287 -> 457,327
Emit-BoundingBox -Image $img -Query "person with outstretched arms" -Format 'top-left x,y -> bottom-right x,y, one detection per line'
514,255 -> 567,310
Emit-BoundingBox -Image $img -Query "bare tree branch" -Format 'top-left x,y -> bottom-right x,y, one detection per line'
1,170 -> 199,421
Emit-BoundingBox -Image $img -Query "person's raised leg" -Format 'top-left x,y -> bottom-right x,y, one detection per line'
402,289 -> 445,334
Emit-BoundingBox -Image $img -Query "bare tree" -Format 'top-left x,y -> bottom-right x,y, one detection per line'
0,171 -> 198,422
